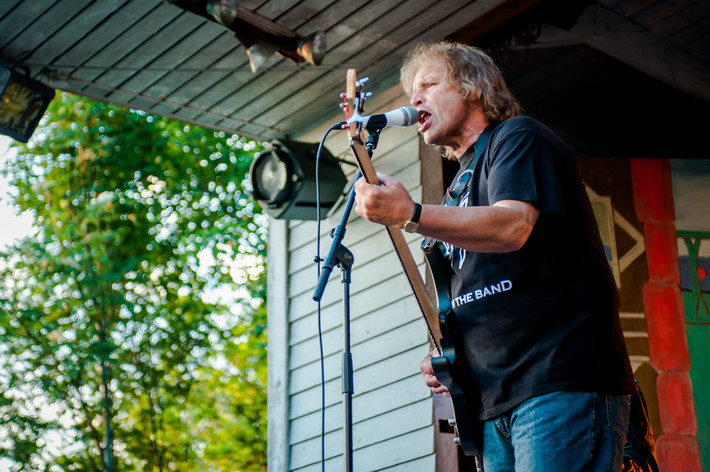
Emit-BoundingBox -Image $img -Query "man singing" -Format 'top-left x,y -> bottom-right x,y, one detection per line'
354,41 -> 636,471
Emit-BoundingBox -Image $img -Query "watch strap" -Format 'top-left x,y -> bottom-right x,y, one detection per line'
404,202 -> 422,233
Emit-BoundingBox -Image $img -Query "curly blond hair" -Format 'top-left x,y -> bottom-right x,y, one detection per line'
401,41 -> 521,123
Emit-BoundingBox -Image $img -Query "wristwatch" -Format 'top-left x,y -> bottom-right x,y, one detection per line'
403,202 -> 422,233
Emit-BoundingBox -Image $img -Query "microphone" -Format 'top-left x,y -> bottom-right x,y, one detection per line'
349,106 -> 418,131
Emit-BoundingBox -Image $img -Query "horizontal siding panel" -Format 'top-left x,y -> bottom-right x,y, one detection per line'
288,276 -> 422,346
354,427 -> 435,472
288,195 -> 424,278
291,396 -> 433,445
356,399 -> 433,449
290,396 -> 432,446
351,346 -> 431,397
290,403 -> 433,469
289,295 -> 424,367
289,318 -> 429,394
286,133 -> 420,253
288,225 -> 426,301
291,457 -> 344,472
290,418 -> 433,471
289,371 -> 430,422
379,454 -> 436,471
290,197 -> 426,281
291,435 -> 436,472
289,349 -> 430,421
287,253 -> 428,332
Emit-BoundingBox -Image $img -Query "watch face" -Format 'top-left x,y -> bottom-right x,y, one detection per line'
404,221 -> 419,233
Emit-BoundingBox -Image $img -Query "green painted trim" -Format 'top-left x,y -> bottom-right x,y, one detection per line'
679,231 -> 710,468
678,231 -> 710,322
686,323 -> 710,472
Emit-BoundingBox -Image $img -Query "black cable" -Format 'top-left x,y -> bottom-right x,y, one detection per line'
314,121 -> 346,471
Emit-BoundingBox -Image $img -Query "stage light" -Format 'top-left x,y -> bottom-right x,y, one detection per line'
296,31 -> 327,68
0,64 -> 55,143
205,0 -> 239,26
250,139 -> 347,220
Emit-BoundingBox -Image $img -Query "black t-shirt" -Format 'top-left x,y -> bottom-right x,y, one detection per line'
443,116 -> 636,420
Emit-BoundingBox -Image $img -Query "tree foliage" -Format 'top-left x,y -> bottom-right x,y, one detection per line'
0,93 -> 267,471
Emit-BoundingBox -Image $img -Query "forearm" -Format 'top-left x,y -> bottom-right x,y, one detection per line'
416,200 -> 539,253
353,175 -> 539,253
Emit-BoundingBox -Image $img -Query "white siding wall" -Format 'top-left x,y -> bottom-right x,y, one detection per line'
268,87 -> 435,471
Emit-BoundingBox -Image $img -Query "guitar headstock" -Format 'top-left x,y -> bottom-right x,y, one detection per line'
340,69 -> 380,185
341,69 -> 370,140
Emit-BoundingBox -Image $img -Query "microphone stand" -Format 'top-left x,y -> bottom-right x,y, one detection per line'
313,128 -> 382,472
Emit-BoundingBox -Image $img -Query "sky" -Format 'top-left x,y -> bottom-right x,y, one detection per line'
0,135 -> 34,248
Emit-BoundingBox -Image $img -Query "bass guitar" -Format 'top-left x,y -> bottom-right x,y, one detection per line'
341,70 -> 483,458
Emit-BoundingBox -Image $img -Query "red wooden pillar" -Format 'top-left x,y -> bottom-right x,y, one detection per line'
630,158 -> 702,472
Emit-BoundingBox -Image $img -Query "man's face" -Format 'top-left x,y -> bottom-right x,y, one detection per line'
409,58 -> 477,153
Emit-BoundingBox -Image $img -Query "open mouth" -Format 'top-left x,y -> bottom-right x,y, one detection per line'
418,110 -> 431,131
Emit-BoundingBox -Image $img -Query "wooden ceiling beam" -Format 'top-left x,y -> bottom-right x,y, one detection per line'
570,4 -> 710,104
447,0 -> 546,44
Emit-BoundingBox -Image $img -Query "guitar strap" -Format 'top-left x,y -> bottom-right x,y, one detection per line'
444,124 -> 495,206
422,123 -> 496,255
419,125 -> 497,464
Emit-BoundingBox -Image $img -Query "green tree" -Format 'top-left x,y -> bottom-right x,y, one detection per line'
0,93 -> 267,471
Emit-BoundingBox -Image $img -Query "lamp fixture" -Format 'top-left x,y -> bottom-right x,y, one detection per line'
0,63 -> 55,143
165,0 -> 326,72
249,139 -> 347,220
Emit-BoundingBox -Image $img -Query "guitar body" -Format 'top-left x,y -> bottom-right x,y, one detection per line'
424,240 -> 483,457
341,69 -> 482,458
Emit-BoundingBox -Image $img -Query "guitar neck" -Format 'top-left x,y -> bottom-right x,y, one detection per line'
349,136 -> 442,347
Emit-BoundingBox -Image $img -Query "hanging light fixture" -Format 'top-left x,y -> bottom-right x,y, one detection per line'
205,0 -> 239,26
249,139 -> 347,220
165,0 -> 326,72
0,64 -> 55,142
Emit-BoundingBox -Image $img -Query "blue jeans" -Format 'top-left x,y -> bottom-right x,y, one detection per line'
482,391 -> 630,472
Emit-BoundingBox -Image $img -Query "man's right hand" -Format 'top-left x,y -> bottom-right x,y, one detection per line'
420,349 -> 450,396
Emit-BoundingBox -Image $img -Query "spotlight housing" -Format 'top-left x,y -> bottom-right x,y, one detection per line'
250,139 -> 347,220
0,64 -> 55,143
